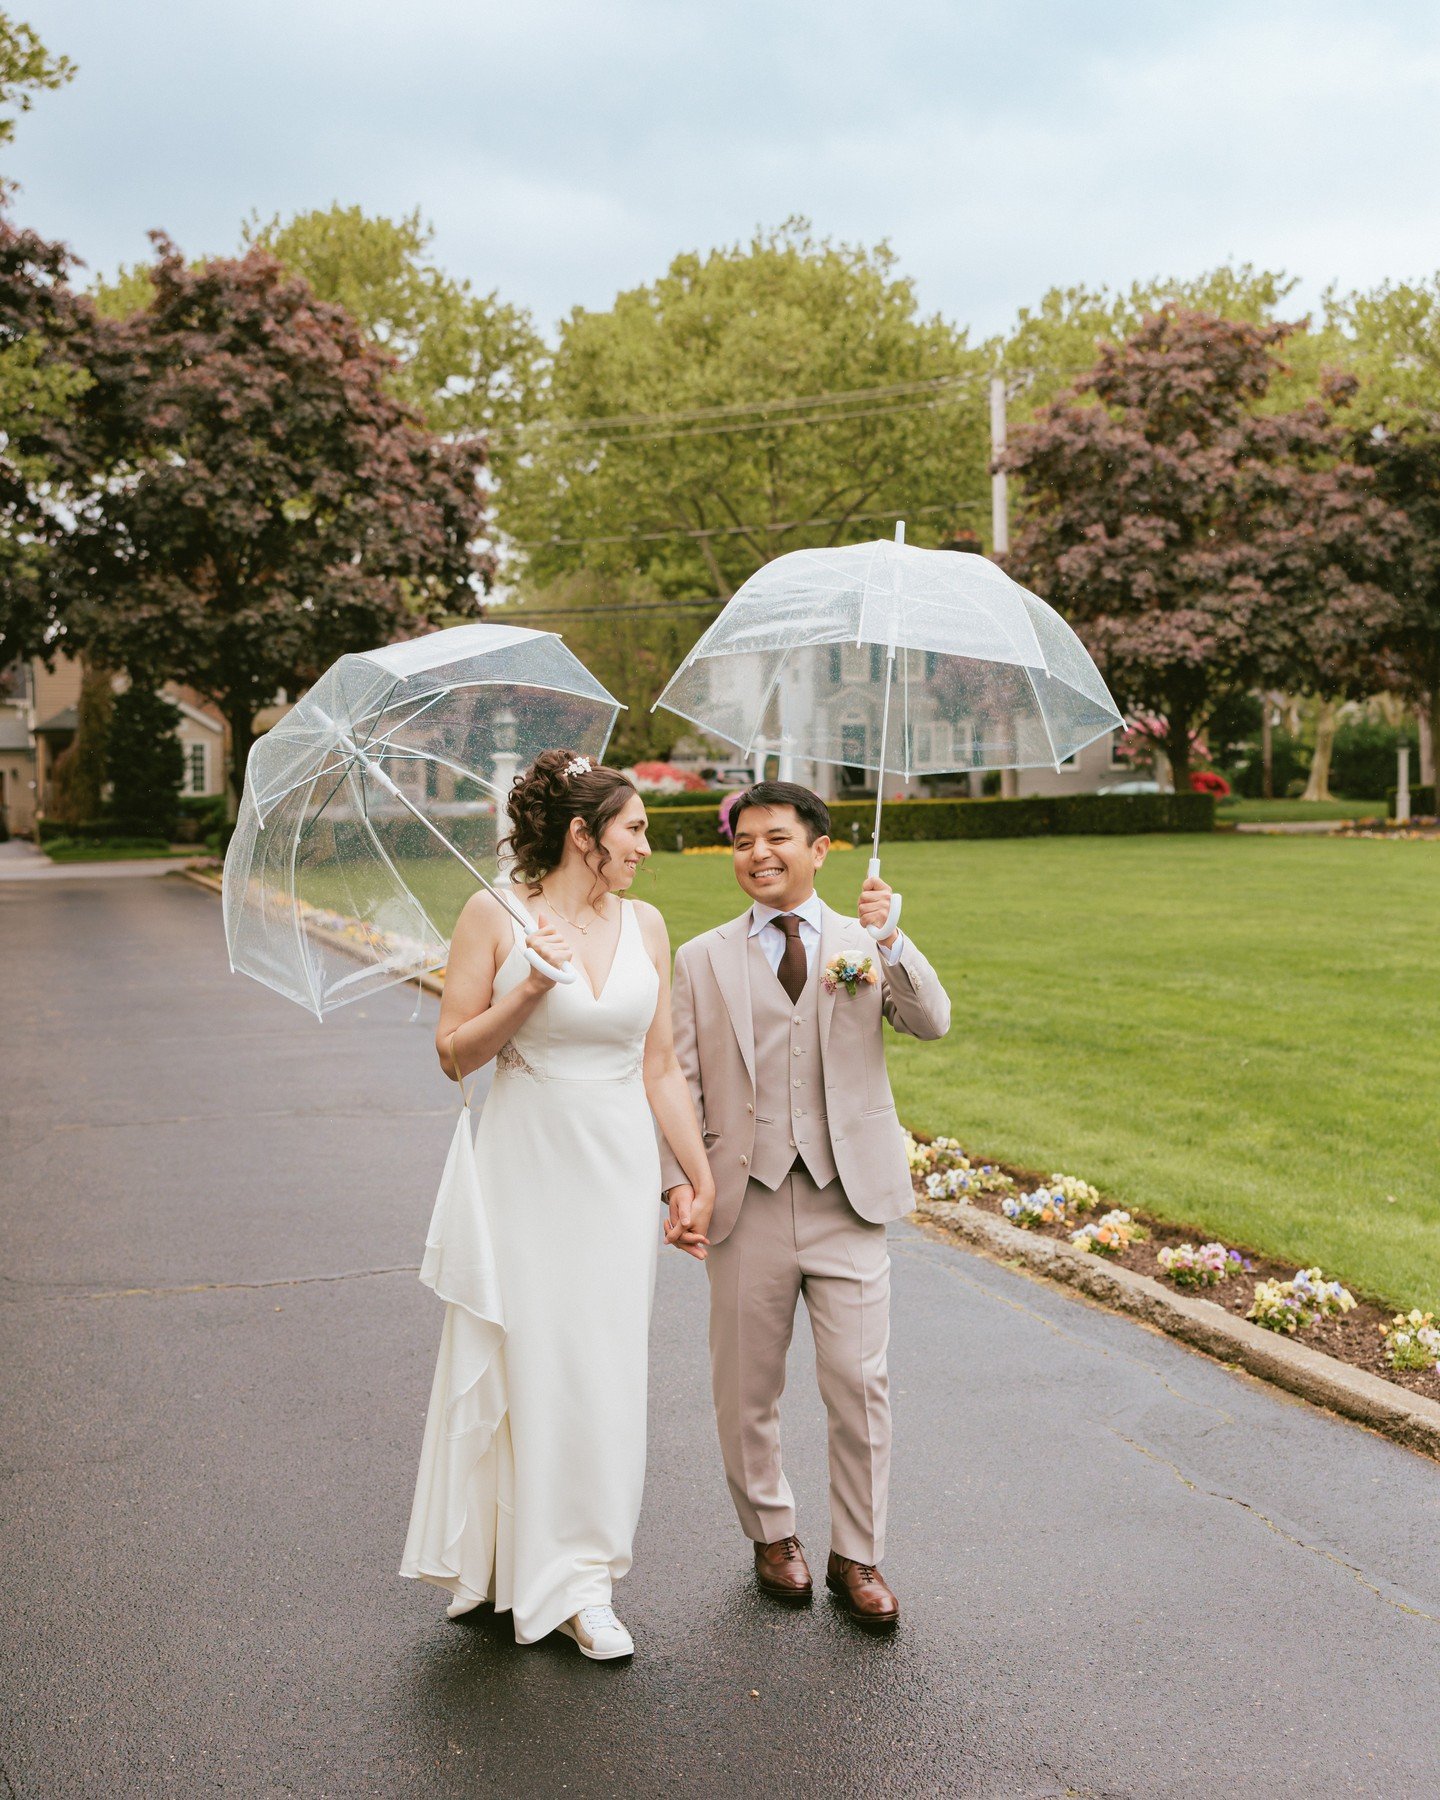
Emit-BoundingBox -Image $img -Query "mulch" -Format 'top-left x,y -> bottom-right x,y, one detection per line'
913,1147 -> 1440,1407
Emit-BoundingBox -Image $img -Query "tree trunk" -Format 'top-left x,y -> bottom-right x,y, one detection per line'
1260,696 -> 1273,800
1420,699 -> 1435,788
1302,698 -> 1336,802
1163,713 -> 1192,795
225,703 -> 254,824
1430,690 -> 1440,813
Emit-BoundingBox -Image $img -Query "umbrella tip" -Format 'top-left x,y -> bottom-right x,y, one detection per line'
894,520 -> 905,546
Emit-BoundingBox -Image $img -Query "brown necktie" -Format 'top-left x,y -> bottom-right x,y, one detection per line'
770,913 -> 807,1005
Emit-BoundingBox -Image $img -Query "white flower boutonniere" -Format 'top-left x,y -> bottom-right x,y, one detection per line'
822,952 -> 878,997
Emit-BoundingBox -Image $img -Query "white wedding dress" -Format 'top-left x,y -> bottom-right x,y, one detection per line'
400,899 -> 661,1643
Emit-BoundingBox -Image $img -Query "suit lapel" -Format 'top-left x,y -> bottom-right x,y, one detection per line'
707,912 -> 756,1085
818,903 -> 845,1053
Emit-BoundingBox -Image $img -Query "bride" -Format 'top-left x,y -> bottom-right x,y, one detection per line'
400,750 -> 715,1660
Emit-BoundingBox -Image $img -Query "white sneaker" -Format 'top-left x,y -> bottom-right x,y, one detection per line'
556,1604 -> 634,1660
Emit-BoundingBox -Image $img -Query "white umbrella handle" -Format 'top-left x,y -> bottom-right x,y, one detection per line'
524,946 -> 577,985
864,855 -> 902,941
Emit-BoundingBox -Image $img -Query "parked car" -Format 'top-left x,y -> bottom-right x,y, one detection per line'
1098,779 -> 1164,795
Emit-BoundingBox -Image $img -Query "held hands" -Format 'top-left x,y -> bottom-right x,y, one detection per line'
522,907 -> 571,992
662,1182 -> 713,1261
858,874 -> 899,948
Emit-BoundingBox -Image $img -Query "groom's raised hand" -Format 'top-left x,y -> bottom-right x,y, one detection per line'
663,1184 -> 710,1261
858,874 -> 899,948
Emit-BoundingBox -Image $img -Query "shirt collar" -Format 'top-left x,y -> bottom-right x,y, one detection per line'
748,890 -> 825,937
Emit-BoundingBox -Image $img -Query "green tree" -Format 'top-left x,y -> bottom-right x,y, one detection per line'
244,204 -> 544,441
1331,280 -> 1440,756
0,9 -> 75,154
996,265 -> 1324,420
505,221 -> 990,602
105,683 -> 182,836
49,237 -> 491,808
0,210 -> 94,665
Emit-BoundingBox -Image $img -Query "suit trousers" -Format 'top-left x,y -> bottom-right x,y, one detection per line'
706,1165 -> 891,1564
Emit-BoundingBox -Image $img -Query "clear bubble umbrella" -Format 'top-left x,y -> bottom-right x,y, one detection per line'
224,622 -> 621,1017
653,524 -> 1122,939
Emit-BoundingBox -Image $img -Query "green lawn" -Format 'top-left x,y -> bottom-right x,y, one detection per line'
1216,798 -> 1383,823
629,837 -> 1440,1312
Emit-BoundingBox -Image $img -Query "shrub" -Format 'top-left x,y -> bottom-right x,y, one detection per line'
647,792 -> 1215,849
106,687 -> 183,839
1387,784 -> 1436,818
1331,718 -> 1418,800
1189,769 -> 1231,797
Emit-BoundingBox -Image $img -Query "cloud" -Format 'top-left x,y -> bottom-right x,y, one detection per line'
10,0 -> 1440,339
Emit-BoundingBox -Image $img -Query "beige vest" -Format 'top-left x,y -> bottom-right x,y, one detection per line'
746,931 -> 839,1192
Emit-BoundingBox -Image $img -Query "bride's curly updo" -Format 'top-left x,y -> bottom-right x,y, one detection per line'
502,749 -> 638,886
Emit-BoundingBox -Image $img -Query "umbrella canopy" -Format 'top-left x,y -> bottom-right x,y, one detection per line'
224,622 -> 621,1018
653,532 -> 1123,782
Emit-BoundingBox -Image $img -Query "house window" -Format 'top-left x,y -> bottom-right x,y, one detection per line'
185,743 -> 207,794
840,722 -> 867,767
828,647 -> 842,684
869,645 -> 883,683
1108,732 -> 1127,770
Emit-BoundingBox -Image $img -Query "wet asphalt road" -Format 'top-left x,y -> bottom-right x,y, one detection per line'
2,874 -> 1438,1800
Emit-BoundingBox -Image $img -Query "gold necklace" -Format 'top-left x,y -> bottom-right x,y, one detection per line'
539,887 -> 603,936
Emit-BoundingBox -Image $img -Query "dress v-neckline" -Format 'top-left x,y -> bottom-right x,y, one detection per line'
516,895 -> 629,1004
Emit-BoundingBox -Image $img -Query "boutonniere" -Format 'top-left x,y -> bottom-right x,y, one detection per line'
822,952 -> 878,997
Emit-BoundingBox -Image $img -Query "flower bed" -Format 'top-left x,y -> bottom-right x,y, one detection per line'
906,1131 -> 1440,1405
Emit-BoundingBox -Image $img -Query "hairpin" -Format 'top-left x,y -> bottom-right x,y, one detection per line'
563,755 -> 593,778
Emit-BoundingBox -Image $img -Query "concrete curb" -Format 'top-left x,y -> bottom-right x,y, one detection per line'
178,867 -> 446,998
184,865 -> 1439,1461
916,1198 -> 1440,1462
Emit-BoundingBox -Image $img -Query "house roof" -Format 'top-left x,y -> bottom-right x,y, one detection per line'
34,707 -> 78,734
0,711 -> 34,752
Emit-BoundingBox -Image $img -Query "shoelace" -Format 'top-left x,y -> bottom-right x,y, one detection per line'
776,1536 -> 805,1563
578,1604 -> 620,1634
844,1561 -> 880,1583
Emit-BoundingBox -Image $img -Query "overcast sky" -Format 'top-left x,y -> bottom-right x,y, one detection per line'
11,1 -> 1440,341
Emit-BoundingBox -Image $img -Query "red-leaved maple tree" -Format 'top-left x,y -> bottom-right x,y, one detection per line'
50,237 -> 491,802
1006,308 -> 1400,790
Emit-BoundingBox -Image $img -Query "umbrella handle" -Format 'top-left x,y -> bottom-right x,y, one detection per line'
523,946 -> 578,985
863,855 -> 903,942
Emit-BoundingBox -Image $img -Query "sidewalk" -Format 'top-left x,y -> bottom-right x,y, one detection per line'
0,838 -> 198,879
2,875 -> 1437,1798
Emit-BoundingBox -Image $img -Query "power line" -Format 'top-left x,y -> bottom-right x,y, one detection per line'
501,389 -> 983,450
511,371 -> 986,438
514,500 -> 987,552
490,598 -> 725,622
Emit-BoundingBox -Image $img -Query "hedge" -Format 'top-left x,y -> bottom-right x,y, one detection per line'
1387,785 -> 1436,817
646,791 -> 1215,849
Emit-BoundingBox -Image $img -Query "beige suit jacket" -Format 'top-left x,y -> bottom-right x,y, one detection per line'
660,901 -> 951,1243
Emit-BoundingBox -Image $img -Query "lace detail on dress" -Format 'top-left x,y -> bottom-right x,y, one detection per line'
497,1041 -> 541,1081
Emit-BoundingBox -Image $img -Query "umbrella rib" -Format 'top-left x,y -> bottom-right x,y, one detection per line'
1022,662 -> 1064,771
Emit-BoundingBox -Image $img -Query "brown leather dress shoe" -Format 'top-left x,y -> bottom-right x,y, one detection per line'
753,1535 -> 813,1602
825,1552 -> 900,1630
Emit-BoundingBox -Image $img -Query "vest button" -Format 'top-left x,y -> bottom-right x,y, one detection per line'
794,1016 -> 802,1024
746,1102 -> 754,1114
792,1078 -> 801,1088
739,1155 -> 748,1167
792,1047 -> 801,1056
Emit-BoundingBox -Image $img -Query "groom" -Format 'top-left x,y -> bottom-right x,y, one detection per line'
660,781 -> 950,1630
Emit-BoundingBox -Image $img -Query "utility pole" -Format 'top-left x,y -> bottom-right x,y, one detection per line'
990,373 -> 1017,796
989,374 -> 1010,558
